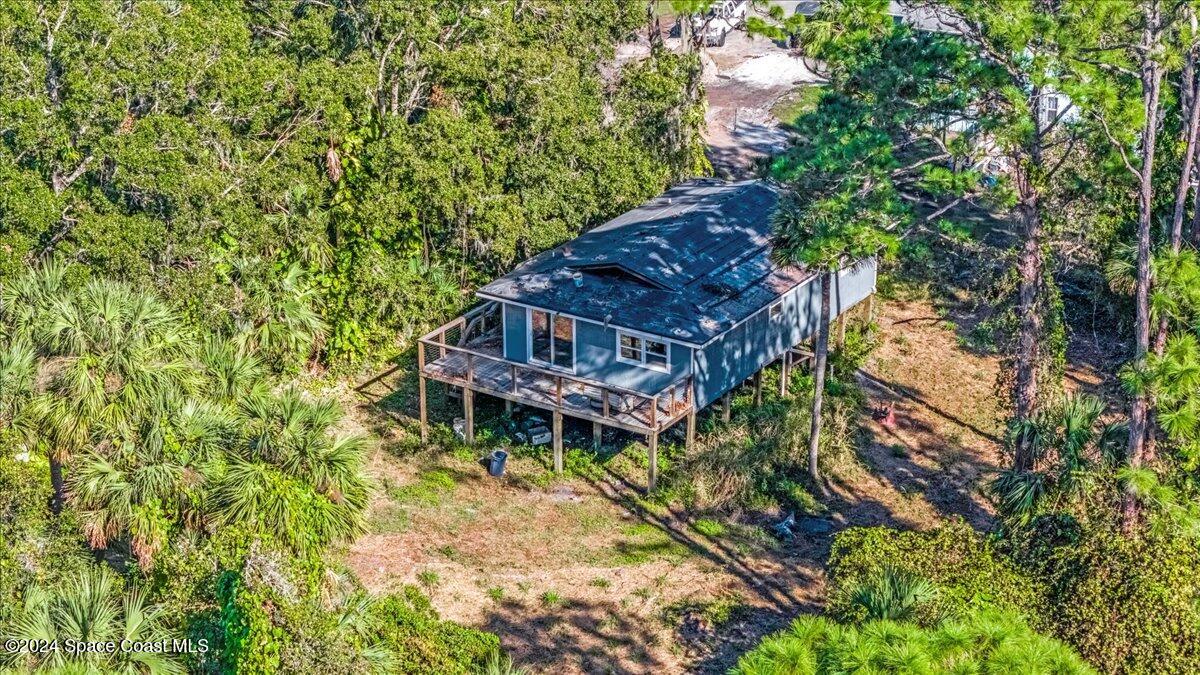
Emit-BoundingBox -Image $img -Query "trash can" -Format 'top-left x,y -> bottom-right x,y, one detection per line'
488,449 -> 508,477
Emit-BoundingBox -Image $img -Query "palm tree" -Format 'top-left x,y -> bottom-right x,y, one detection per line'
200,336 -> 267,403
208,388 -> 370,553
69,398 -> 235,565
990,394 -> 1125,524
0,337 -> 36,431
28,279 -> 198,512
845,567 -> 938,622
0,258 -> 68,340
1,567 -> 184,674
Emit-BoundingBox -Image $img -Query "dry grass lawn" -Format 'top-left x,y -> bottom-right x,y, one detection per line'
342,292 -> 1008,674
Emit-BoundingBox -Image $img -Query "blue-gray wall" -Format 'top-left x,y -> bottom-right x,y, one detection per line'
693,257 -> 877,408
501,302 -> 689,395
831,257 -> 877,316
494,257 -> 876,408
574,320 -> 690,394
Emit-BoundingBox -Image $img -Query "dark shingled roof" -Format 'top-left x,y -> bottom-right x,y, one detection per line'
476,179 -> 814,346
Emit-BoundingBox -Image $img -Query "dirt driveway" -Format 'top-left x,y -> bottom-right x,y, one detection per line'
701,31 -> 821,177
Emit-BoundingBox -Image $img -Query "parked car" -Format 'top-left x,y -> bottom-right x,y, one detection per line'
691,0 -> 748,47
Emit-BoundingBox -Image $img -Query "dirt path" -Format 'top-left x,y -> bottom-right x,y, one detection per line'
344,293 -> 1005,674
702,32 -> 821,178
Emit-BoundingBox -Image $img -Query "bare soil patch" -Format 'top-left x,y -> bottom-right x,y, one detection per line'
701,31 -> 821,178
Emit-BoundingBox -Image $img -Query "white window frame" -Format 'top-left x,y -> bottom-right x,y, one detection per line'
528,309 -> 576,373
1043,95 -> 1059,125
616,329 -> 670,372
769,300 -> 783,320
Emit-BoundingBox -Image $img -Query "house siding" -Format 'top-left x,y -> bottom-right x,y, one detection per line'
495,258 -> 876,411
694,257 -> 876,409
832,257 -> 877,315
574,320 -> 691,395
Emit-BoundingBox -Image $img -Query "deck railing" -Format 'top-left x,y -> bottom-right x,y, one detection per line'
418,316 -> 692,433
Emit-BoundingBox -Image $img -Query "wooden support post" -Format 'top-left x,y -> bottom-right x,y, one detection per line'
417,342 -> 428,442
686,410 -> 696,451
510,364 -> 518,393
779,352 -> 791,398
866,292 -> 876,324
463,388 -> 475,444
753,370 -> 763,406
593,421 -> 603,450
836,313 -> 847,348
647,431 -> 658,492
418,375 -> 428,443
721,392 -> 732,423
552,411 -> 563,473
505,399 -> 513,413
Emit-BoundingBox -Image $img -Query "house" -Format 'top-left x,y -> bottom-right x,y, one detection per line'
417,179 -> 876,490
782,0 -> 1079,133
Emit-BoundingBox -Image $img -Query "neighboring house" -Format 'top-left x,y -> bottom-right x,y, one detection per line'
782,0 -> 1079,132
417,179 -> 876,489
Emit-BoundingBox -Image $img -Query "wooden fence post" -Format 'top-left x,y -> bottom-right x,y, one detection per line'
779,352 -> 791,398
418,375 -> 428,443
417,341 -> 428,443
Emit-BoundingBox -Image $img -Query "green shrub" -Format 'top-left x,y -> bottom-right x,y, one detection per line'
1009,522 -> 1200,675
730,609 -> 1095,675
828,524 -> 1045,627
691,518 -> 726,537
0,455 -> 92,623
659,347 -> 872,513
370,586 -> 500,674
845,567 -> 937,623
830,321 -> 879,373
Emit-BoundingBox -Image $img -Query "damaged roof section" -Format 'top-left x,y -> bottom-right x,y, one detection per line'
477,178 -> 814,346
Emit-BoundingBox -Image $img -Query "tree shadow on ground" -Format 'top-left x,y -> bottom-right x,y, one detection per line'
353,332 -> 1004,671
853,372 -> 1000,531
482,596 -> 670,674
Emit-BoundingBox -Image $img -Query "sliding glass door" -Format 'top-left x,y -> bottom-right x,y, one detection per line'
530,309 -> 574,371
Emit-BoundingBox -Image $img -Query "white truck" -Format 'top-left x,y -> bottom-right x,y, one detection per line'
690,0 -> 749,47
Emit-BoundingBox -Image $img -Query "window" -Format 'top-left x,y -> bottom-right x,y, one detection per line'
1043,95 -> 1059,125
617,330 -> 669,371
553,314 -> 574,370
645,339 -> 668,369
530,310 -> 574,370
769,301 -> 783,320
619,333 -> 642,361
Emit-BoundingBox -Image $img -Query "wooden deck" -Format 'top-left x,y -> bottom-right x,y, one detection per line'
415,308 -> 694,491
423,349 -> 690,433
